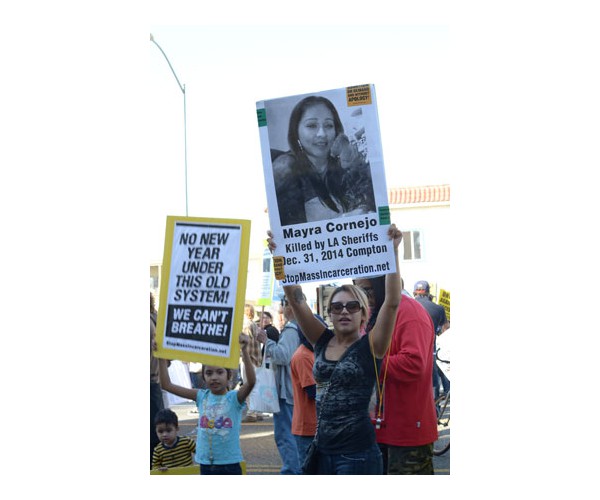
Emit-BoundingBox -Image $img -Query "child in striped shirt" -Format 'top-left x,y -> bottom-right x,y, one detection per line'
152,408 -> 196,471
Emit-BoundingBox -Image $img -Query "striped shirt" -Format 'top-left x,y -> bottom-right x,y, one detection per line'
243,318 -> 262,367
152,436 -> 196,469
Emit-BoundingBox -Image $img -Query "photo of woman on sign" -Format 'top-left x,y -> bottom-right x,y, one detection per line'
271,96 -> 376,227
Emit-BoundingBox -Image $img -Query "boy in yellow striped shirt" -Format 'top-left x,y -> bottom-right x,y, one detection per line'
152,408 -> 196,471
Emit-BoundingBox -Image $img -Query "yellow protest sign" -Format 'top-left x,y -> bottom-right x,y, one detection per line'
257,244 -> 274,306
150,465 -> 200,475
150,462 -> 247,475
155,216 -> 251,369
439,289 -> 450,322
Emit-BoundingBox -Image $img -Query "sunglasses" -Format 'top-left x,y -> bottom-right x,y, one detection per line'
328,301 -> 362,314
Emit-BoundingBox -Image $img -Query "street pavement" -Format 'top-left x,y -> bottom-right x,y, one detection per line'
170,402 -> 449,475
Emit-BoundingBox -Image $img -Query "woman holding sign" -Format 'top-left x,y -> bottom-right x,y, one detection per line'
272,95 -> 376,226
267,224 -> 402,474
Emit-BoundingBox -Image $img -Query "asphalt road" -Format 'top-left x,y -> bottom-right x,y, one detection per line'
171,402 -> 449,475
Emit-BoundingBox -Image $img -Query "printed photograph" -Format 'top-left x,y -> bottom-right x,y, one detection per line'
264,93 -> 376,227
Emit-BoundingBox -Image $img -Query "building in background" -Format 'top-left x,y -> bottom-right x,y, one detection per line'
386,184 -> 450,301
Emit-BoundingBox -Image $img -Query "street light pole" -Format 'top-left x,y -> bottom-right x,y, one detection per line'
150,33 -> 189,216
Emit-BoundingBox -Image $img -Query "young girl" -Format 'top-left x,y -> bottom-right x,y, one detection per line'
157,333 -> 256,475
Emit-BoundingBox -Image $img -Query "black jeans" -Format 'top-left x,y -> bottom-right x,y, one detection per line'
200,463 -> 242,475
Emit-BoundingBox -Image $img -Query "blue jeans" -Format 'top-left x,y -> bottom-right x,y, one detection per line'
273,399 -> 301,474
316,442 -> 383,475
438,365 -> 450,393
200,463 -> 242,475
432,357 -> 441,400
295,435 -> 315,467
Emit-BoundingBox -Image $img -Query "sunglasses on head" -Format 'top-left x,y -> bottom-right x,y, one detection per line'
328,300 -> 362,314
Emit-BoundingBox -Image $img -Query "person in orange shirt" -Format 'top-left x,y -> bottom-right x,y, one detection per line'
290,329 -> 317,466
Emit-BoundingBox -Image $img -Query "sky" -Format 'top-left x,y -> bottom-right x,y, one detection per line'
147,24 -> 451,261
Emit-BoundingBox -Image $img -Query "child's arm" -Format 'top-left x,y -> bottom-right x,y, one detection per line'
190,438 -> 197,465
152,447 -> 161,470
158,358 -> 198,402
236,333 -> 256,403
266,230 -> 326,345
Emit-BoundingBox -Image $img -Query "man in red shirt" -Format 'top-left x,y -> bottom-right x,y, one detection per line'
355,276 -> 438,474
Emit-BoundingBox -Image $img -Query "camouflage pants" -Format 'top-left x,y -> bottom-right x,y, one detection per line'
379,443 -> 434,475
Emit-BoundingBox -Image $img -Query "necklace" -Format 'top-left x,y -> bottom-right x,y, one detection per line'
369,335 -> 390,430
200,393 -> 213,465
202,394 -> 218,465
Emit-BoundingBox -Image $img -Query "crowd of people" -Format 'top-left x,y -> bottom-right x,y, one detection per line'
150,225 -> 451,475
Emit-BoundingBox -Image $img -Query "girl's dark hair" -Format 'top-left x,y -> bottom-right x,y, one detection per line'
201,365 -> 232,382
287,96 -> 350,212
154,408 -> 178,427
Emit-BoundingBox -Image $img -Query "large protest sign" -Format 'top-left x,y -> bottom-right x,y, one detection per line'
257,84 -> 394,285
155,216 -> 251,369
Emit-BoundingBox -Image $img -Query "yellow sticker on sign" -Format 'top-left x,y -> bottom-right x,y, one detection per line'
439,289 -> 450,322
273,256 -> 285,281
346,84 -> 372,106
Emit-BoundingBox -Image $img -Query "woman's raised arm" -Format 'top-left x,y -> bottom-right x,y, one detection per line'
370,224 -> 403,358
267,230 -> 326,345
283,285 -> 326,346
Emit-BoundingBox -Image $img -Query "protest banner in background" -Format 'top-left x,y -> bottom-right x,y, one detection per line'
257,84 -> 394,285
155,216 -> 251,369
439,288 -> 451,322
257,245 -> 274,307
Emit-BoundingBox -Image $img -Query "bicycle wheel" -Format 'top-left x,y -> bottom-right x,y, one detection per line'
433,393 -> 450,456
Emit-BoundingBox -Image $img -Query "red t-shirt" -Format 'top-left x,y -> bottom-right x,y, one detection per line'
290,344 -> 317,436
375,296 -> 438,446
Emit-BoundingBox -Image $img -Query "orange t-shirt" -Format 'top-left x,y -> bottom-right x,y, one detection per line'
290,344 -> 317,436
